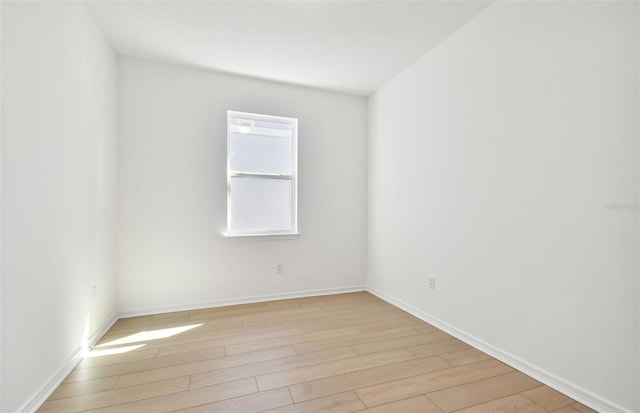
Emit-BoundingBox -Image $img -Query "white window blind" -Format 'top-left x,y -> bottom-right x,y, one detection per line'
226,111 -> 298,237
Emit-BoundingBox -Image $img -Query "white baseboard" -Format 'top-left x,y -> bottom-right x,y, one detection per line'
118,285 -> 367,319
18,312 -> 119,413
367,287 -> 631,413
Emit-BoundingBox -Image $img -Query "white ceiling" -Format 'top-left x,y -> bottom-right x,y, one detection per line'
88,1 -> 492,96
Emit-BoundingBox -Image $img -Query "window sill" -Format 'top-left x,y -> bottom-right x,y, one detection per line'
223,232 -> 301,240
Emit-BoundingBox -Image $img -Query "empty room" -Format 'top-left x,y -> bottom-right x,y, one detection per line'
1,0 -> 638,412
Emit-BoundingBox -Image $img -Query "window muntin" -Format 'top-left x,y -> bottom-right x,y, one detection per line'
226,111 -> 298,236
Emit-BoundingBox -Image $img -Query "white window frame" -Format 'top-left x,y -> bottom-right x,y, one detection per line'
225,110 -> 299,238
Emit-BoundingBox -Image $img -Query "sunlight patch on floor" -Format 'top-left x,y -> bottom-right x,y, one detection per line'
96,323 -> 203,347
86,344 -> 146,358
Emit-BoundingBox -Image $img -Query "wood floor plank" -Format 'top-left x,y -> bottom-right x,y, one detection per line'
406,338 -> 471,358
171,387 -> 293,413
47,377 -> 118,400
354,395 -> 442,413
152,310 -> 193,322
439,348 -> 491,366
414,324 -> 440,333
257,349 -> 415,391
152,325 -> 268,356
113,346 -> 297,388
453,394 -> 546,413
38,377 -> 189,412
292,326 -> 421,354
521,385 -> 576,411
550,407 -> 583,413
225,326 -> 362,355
571,403 -> 598,413
189,303 -> 321,324
205,318 -> 246,330
156,339 -> 228,358
190,346 -> 357,389
146,325 -> 306,351
426,371 -> 542,412
289,356 -> 451,403
264,391 -> 365,413
187,303 -> 271,320
246,299 -> 398,331
243,308 -> 372,332
64,346 -> 228,383
351,331 -> 453,356
356,317 -> 425,333
87,378 -> 258,413
355,359 -> 514,407
259,307 -> 386,332
199,305 -> 325,330
302,310 -> 416,333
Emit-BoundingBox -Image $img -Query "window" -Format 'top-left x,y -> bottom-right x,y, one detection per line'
226,111 -> 298,237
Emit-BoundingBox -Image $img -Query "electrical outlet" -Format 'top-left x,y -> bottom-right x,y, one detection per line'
91,284 -> 97,299
428,276 -> 436,290
277,264 -> 284,274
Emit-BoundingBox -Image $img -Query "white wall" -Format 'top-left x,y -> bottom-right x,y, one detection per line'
117,58 -> 367,313
1,2 -> 118,412
368,1 -> 639,412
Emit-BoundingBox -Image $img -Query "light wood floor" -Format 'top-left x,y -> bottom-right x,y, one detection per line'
39,292 -> 597,413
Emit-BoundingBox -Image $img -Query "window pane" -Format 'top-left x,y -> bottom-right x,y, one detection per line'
229,177 -> 292,232
228,117 -> 293,137
229,133 -> 292,175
